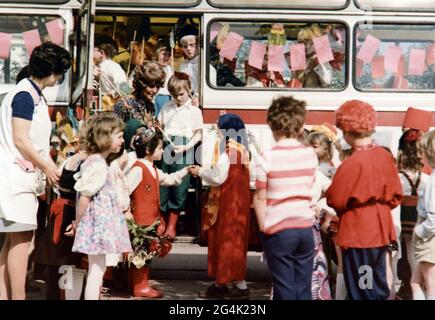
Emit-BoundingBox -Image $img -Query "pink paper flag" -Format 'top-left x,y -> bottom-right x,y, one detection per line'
384,45 -> 402,73
397,56 -> 406,77
289,43 -> 306,71
408,48 -> 426,76
426,43 -> 435,65
248,41 -> 267,70
46,19 -> 64,45
22,29 -> 41,57
219,32 -> 244,61
371,56 -> 384,79
210,22 -> 223,43
313,35 -> 334,64
355,58 -> 364,78
0,32 -> 12,59
267,45 -> 284,72
393,76 -> 409,89
357,34 -> 380,64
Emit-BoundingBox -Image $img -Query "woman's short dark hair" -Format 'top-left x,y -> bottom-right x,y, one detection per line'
28,42 -> 71,79
134,132 -> 162,159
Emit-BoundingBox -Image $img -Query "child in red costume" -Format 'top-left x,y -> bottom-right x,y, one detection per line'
325,100 -> 403,300
128,129 -> 190,298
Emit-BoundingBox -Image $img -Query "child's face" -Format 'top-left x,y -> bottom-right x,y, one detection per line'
93,48 -> 104,65
173,88 -> 190,106
110,129 -> 124,154
311,142 -> 328,161
181,37 -> 198,60
157,48 -> 171,66
151,140 -> 164,161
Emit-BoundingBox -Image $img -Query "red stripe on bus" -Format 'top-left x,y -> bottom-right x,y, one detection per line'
202,109 -> 435,126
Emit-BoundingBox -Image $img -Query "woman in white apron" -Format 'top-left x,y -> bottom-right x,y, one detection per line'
0,42 -> 71,300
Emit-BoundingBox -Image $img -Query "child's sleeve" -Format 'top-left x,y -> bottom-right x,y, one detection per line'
414,181 -> 435,241
255,152 -> 269,190
157,167 -> 189,186
74,160 -> 108,198
126,166 -> 142,194
198,153 -> 230,187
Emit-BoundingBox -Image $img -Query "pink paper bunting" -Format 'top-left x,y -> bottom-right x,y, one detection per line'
0,32 -> 12,59
313,35 -> 334,64
408,48 -> 426,76
267,45 -> 284,72
248,41 -> 267,70
22,29 -> 41,57
357,34 -> 380,64
46,19 -> 64,45
371,56 -> 384,79
289,43 -> 306,71
210,22 -> 223,43
384,45 -> 402,73
219,32 -> 244,61
426,43 -> 435,66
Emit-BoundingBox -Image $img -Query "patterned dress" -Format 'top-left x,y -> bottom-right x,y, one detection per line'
72,154 -> 132,255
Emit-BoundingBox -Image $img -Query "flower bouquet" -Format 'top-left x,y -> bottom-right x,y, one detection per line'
127,218 -> 172,268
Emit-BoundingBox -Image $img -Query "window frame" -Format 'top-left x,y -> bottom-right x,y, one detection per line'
95,0 -> 201,7
207,0 -> 350,10
354,0 -> 435,12
205,18 -> 350,93
352,21 -> 435,94
0,0 -> 69,3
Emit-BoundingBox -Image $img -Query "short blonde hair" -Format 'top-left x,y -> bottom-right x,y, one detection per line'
167,73 -> 192,96
421,129 -> 435,168
82,112 -> 124,155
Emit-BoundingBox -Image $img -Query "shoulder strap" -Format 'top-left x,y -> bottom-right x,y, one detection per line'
399,170 -> 418,196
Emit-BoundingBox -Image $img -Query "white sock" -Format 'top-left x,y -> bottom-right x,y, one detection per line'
412,287 -> 426,300
234,280 -> 248,290
85,254 -> 106,300
335,273 -> 347,300
427,295 -> 435,300
65,268 -> 86,300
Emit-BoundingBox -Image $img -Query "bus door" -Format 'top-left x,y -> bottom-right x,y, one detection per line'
71,0 -> 96,119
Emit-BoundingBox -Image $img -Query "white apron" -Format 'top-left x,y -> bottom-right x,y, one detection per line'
0,79 -> 51,225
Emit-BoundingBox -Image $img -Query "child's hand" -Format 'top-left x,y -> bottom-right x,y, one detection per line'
311,204 -> 321,219
188,165 -> 200,177
173,145 -> 186,154
124,210 -> 134,221
64,222 -> 76,237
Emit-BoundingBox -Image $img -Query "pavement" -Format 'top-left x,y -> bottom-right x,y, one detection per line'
27,242 -> 272,300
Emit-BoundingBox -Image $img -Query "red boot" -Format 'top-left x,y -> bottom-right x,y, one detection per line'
164,211 -> 179,240
129,267 -> 163,298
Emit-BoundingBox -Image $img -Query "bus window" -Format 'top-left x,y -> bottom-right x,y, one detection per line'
355,0 -> 435,12
95,0 -> 200,7
208,0 -> 348,10
207,21 -> 347,90
354,23 -> 435,92
0,15 -> 66,85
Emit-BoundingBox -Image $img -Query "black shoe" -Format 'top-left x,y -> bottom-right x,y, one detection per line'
199,284 -> 229,299
224,286 -> 250,300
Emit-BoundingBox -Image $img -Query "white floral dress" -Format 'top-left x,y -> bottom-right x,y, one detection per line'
72,154 -> 132,255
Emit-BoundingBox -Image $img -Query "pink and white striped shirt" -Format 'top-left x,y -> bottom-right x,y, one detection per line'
256,138 -> 318,234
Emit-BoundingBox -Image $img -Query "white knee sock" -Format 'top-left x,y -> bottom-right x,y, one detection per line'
335,273 -> 347,300
427,295 -> 435,300
65,268 -> 86,300
85,255 -> 106,300
412,287 -> 426,300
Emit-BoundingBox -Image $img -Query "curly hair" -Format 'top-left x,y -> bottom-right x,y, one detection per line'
335,100 -> 376,135
267,96 -> 307,138
82,112 -> 125,155
397,129 -> 424,171
420,129 -> 435,168
132,61 -> 166,99
28,42 -> 71,79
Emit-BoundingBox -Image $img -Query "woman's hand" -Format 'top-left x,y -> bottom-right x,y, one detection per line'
43,161 -> 60,186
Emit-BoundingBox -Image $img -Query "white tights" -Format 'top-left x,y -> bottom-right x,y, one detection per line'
84,254 -> 106,300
